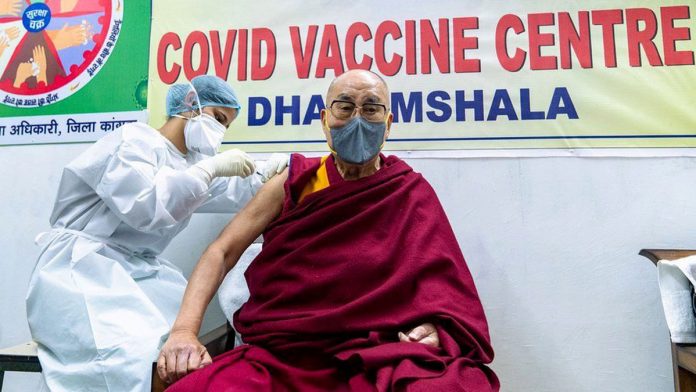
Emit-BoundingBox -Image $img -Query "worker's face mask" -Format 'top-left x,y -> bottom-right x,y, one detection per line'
177,112 -> 226,157
328,116 -> 387,164
175,81 -> 227,157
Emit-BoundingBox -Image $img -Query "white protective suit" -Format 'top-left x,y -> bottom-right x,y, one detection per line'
26,122 -> 263,392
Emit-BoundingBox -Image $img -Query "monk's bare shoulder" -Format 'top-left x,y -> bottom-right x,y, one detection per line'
254,168 -> 287,208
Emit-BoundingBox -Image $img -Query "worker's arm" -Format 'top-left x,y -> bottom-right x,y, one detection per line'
157,169 -> 287,384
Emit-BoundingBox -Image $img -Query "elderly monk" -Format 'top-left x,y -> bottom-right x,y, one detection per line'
158,70 -> 499,391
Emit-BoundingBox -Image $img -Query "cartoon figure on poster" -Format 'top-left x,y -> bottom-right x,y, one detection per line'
0,0 -> 123,108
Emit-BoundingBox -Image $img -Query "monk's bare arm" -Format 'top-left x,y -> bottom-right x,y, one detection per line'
158,169 -> 287,383
172,169 -> 286,335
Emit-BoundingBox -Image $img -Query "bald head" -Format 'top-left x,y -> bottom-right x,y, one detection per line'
326,70 -> 390,109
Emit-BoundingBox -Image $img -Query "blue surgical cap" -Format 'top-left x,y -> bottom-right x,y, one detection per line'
165,75 -> 241,116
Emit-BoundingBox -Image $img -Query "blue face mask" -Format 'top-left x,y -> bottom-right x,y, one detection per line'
329,116 -> 387,164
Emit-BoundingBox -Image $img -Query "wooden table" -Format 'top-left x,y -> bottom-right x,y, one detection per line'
0,323 -> 233,392
640,249 -> 696,392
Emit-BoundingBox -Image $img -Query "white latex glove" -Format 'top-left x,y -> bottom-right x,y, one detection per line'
192,149 -> 256,183
259,153 -> 289,183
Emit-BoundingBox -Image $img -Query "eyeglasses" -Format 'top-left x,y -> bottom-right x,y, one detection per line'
329,100 -> 388,122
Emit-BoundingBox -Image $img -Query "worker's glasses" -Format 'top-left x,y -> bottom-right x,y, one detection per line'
329,100 -> 388,122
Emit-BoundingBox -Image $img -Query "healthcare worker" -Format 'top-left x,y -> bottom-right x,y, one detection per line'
25,75 -> 288,392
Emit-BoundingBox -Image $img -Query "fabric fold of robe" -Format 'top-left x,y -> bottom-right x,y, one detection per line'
168,153 -> 498,392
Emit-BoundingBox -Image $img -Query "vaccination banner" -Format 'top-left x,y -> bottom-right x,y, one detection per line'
149,0 -> 696,152
0,0 -> 150,146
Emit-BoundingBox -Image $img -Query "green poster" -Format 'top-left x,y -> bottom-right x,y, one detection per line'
0,0 -> 150,146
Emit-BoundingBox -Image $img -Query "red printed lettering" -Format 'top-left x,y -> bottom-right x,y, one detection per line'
528,13 -> 557,70
452,17 -> 480,73
374,20 -> 403,76
496,14 -> 526,72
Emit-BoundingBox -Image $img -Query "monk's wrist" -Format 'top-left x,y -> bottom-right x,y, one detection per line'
170,318 -> 203,336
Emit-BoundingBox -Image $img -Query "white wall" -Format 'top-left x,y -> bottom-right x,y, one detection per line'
1,143 -> 686,391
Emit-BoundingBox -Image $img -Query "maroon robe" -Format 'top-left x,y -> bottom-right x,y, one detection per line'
168,154 -> 498,391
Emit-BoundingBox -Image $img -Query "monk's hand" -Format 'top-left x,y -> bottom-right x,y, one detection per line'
398,322 -> 440,348
157,330 -> 212,384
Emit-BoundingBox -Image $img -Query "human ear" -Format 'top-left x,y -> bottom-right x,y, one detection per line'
320,109 -> 329,131
384,112 -> 393,140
